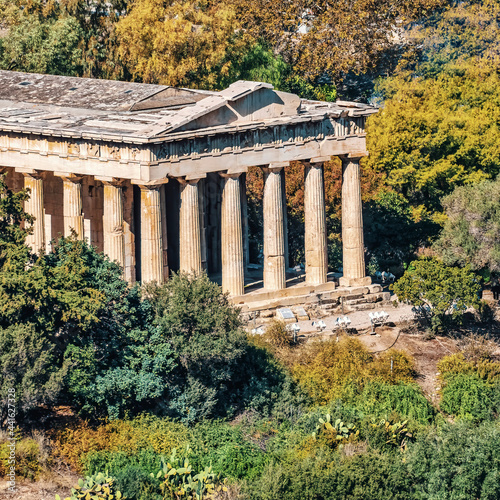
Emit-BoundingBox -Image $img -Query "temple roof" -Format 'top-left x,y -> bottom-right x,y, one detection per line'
0,70 -> 376,143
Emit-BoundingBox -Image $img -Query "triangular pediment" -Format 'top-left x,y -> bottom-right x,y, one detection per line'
144,81 -> 301,137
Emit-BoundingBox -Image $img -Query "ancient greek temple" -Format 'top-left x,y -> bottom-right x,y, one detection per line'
0,70 -> 377,300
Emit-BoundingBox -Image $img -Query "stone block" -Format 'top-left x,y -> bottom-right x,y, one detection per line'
276,307 -> 297,323
292,306 -> 309,320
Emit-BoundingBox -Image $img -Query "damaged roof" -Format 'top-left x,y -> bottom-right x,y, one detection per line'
0,70 -> 377,143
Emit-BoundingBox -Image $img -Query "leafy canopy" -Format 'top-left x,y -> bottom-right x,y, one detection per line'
392,257 -> 480,331
365,0 -> 500,215
434,178 -> 500,273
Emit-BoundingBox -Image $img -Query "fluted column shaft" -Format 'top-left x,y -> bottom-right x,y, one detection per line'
221,173 -> 244,296
263,167 -> 286,290
103,181 -> 125,270
23,172 -> 45,253
62,176 -> 84,239
140,185 -> 163,283
340,156 -> 371,286
179,179 -> 202,275
304,162 -> 328,285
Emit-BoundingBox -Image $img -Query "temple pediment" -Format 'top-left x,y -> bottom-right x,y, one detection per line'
153,81 -> 302,136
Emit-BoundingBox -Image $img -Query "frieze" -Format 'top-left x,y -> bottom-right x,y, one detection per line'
152,116 -> 367,162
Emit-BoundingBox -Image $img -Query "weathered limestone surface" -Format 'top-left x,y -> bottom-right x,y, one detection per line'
179,179 -> 202,274
140,185 -> 163,283
23,172 -> 45,252
122,181 -> 136,283
263,166 -> 286,291
339,156 -> 371,287
0,71 -> 377,289
102,180 -> 125,270
61,175 -> 84,239
304,162 -> 328,285
221,173 -> 244,296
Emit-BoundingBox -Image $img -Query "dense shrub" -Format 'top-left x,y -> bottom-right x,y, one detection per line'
292,337 -> 419,406
357,381 -> 435,425
53,415 -> 189,472
84,450 -> 162,500
440,374 -> 500,422
407,421 -> 500,499
189,421 -> 269,480
249,451 -> 412,500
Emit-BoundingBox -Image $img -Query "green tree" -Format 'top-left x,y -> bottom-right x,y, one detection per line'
391,257 -> 480,331
365,0 -> 500,216
145,273 -> 247,422
0,323 -> 64,422
434,178 -> 500,273
0,0 -> 127,78
363,190 -> 439,274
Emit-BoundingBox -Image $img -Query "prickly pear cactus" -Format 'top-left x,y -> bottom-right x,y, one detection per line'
55,471 -> 124,500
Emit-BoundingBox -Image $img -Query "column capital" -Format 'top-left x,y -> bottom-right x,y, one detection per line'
54,172 -> 83,183
177,176 -> 202,186
309,156 -> 332,164
262,161 -> 289,173
137,183 -> 162,192
339,152 -> 369,162
17,168 -> 44,179
219,171 -> 243,179
95,176 -> 126,186
131,178 -> 169,187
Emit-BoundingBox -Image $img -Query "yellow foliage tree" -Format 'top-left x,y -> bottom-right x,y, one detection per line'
116,0 -> 254,89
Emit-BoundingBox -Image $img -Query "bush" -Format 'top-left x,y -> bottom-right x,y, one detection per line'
292,337 -> 373,405
370,349 -> 416,384
84,450 -> 163,500
262,320 -> 292,349
0,435 -> 42,480
189,421 -> 269,481
357,381 -> 435,425
440,374 -> 500,422
438,353 -> 500,384
53,415 -> 189,472
249,451 -> 412,500
291,337 -> 419,406
56,471 -> 123,500
407,422 -> 500,499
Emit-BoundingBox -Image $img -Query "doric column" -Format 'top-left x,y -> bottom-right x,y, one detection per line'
221,173 -> 244,296
23,171 -> 45,253
179,178 -> 202,275
339,155 -> 371,287
101,179 -> 125,270
61,175 -> 84,239
263,164 -> 286,291
304,161 -> 328,285
139,184 -> 163,283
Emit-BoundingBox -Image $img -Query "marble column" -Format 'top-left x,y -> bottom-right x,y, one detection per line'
339,156 -> 371,287
179,178 -> 202,275
221,173 -> 244,296
140,184 -> 163,283
62,176 -> 84,239
23,171 -> 45,253
102,180 -> 125,270
304,161 -> 328,285
263,166 -> 286,290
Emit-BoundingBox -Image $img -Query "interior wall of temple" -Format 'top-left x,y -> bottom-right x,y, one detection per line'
43,172 -> 64,252
82,177 -> 103,252
122,180 -> 136,283
165,179 -> 180,274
